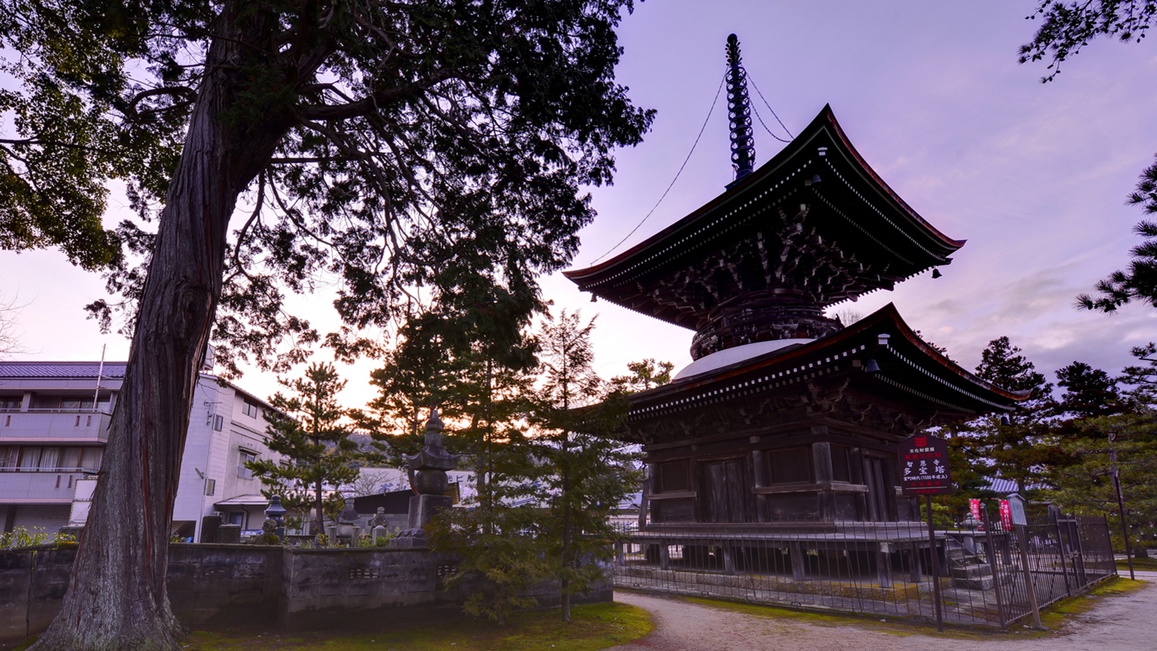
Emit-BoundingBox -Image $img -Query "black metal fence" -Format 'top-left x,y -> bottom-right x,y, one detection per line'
612,505 -> 1115,628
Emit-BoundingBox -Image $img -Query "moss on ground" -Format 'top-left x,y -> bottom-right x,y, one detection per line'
179,602 -> 651,651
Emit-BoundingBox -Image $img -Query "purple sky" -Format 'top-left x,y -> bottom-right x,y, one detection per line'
3,1 -> 1156,405
546,0 -> 1157,392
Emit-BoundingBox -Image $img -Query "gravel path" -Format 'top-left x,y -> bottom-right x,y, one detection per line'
610,572 -> 1157,650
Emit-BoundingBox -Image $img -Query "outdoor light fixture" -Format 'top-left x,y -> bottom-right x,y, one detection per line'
864,359 -> 880,374
932,269 -> 942,279
999,414 -> 1011,426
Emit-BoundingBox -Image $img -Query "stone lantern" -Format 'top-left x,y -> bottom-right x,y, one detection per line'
336,497 -> 361,544
263,494 -> 287,540
393,407 -> 458,547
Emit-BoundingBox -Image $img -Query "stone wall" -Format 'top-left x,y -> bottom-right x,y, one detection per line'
0,547 -> 73,643
0,544 -> 611,645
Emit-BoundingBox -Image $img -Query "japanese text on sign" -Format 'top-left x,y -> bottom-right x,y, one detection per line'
898,433 -> 953,496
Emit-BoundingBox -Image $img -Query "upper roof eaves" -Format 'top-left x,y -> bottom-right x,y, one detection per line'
564,105 -> 964,289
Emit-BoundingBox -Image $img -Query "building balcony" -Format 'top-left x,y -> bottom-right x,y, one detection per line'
0,410 -> 112,444
0,469 -> 96,503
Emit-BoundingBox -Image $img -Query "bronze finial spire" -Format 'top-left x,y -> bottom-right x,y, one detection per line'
726,34 -> 755,184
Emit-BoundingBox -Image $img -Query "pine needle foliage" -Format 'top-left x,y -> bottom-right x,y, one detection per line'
248,362 -> 361,536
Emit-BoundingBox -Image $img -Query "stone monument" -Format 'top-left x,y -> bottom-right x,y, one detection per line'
392,407 -> 458,547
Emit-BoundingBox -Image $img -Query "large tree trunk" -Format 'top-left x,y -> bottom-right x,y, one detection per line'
32,7 -> 290,649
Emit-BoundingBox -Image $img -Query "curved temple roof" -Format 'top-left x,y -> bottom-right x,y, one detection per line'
565,105 -> 964,330
626,303 -> 1028,429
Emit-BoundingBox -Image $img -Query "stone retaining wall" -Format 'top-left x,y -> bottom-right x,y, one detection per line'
0,544 -> 610,645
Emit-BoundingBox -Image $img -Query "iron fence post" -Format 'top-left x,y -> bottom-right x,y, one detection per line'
982,505 -> 1008,629
1051,507 -> 1072,596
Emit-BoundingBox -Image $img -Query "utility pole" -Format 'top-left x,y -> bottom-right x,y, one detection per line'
1109,432 -> 1135,580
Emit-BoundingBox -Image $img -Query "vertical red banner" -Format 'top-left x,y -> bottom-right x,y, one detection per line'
1000,499 -> 1013,530
970,498 -> 981,523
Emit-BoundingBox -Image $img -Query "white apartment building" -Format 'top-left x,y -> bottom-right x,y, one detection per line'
0,360 -> 279,542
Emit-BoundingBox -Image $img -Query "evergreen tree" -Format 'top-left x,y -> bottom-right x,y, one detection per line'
960,337 -> 1056,496
1047,413 -> 1157,554
375,293 -> 548,626
610,358 -> 675,394
533,310 -> 638,623
1055,361 -> 1126,420
426,410 -> 546,626
0,2 -> 650,646
248,362 -> 360,537
1048,352 -> 1157,553
943,420 -> 999,521
1121,342 -> 1157,405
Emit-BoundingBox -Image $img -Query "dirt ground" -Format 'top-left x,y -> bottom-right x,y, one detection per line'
610,571 -> 1157,650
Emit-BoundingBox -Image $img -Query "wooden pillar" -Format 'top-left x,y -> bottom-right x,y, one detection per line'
789,543 -> 806,580
723,544 -> 737,574
908,542 -> 923,582
848,447 -> 867,520
751,447 -> 767,521
659,541 -> 670,570
812,441 -> 833,482
813,441 -> 834,521
877,543 -> 894,588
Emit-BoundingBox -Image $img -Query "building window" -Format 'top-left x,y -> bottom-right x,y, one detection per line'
242,401 -> 259,418
237,449 -> 257,479
213,414 -> 224,431
205,478 -> 216,496
79,447 -> 102,472
18,446 -> 41,471
39,447 -> 60,470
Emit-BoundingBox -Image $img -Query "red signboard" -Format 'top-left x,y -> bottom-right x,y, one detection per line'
897,433 -> 953,496
1000,500 -> 1013,530
970,498 -> 982,523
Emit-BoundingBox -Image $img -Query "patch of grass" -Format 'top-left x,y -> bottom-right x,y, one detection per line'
675,575 -> 1148,641
1117,556 -> 1157,571
180,602 -> 651,651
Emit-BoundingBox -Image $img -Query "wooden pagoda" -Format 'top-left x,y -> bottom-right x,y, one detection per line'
564,43 -> 1025,533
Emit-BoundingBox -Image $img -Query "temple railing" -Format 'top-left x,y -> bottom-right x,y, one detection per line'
611,511 -> 1115,628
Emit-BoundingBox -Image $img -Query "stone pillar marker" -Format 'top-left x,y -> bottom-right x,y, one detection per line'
368,507 -> 390,545
392,407 -> 458,548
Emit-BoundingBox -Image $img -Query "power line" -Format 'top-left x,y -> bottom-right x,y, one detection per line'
589,73 -> 727,265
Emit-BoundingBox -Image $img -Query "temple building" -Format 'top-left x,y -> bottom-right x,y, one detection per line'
564,36 -> 1026,533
